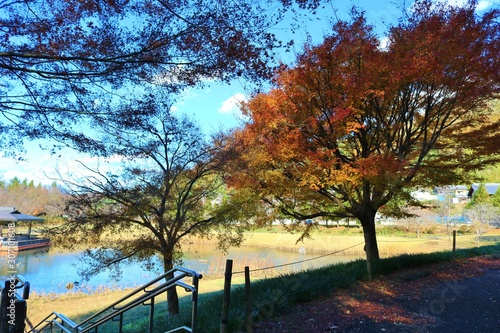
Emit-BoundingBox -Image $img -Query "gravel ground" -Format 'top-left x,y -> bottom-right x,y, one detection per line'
252,256 -> 500,333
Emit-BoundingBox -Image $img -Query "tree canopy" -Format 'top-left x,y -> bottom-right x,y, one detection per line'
0,0 -> 322,155
0,177 -> 66,218
225,0 -> 500,272
51,98 -> 249,314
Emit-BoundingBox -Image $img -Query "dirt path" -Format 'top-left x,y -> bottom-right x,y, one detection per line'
253,256 -> 500,333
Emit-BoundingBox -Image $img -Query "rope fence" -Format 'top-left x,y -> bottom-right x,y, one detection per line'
232,241 -> 365,275
229,236 -> 452,276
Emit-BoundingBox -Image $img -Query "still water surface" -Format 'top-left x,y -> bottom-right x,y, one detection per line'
0,245 -> 360,294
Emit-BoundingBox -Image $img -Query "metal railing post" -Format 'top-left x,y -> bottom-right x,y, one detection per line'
118,313 -> 123,333
220,259 -> 233,333
191,273 -> 201,333
149,297 -> 155,333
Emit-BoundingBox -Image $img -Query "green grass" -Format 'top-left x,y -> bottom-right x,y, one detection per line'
97,243 -> 500,333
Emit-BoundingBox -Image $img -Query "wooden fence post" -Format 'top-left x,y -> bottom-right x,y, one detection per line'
220,259 -> 233,333
245,266 -> 252,332
452,230 -> 457,258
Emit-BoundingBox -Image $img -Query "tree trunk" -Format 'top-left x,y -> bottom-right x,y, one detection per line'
163,255 -> 180,315
360,213 -> 380,280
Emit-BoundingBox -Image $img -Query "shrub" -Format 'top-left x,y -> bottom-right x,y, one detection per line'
458,224 -> 472,235
425,225 -> 438,234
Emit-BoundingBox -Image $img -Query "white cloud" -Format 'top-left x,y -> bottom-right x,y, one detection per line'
218,93 -> 247,114
0,147 -> 125,187
379,36 -> 390,51
476,0 -> 493,11
436,0 -> 493,10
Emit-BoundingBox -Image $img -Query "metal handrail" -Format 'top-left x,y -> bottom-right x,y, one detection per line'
80,277 -> 190,331
166,326 -> 193,333
77,267 -> 196,327
13,275 -> 30,300
28,313 -> 56,332
28,267 -> 202,333
54,313 -> 78,328
28,312 -> 79,333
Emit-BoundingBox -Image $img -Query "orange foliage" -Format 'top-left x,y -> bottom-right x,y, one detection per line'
226,0 -> 500,241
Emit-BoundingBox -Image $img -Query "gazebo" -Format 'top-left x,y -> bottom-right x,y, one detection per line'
0,207 -> 50,251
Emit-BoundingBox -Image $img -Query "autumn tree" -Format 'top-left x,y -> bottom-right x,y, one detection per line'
0,178 -> 66,218
50,98 -> 249,315
464,204 -> 498,245
437,196 -> 458,241
464,183 -> 498,242
0,0 -> 323,156
226,1 -> 500,274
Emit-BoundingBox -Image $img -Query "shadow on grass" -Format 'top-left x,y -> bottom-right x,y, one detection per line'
481,235 -> 500,243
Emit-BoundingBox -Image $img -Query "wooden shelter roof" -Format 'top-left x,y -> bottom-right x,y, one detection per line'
0,207 -> 45,222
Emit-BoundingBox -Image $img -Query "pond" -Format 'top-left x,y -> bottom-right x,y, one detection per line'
0,244 -> 361,294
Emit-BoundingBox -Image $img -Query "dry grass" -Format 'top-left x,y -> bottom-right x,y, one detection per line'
28,287 -> 135,325
239,230 -> 496,257
207,253 -> 277,278
243,232 -> 365,255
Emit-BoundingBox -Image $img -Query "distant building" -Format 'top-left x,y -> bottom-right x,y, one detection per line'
0,206 -> 49,251
411,189 -> 437,201
434,185 -> 469,203
467,183 -> 500,198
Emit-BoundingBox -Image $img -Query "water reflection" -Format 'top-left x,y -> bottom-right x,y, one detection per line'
0,245 -> 361,294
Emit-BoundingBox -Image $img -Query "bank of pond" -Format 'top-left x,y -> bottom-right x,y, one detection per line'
0,244 -> 362,294
1,229 -> 497,295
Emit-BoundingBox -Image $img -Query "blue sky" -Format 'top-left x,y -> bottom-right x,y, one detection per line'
0,0 -> 497,186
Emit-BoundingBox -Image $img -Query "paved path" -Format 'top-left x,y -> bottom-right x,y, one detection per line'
424,269 -> 500,333
337,269 -> 500,333
253,257 -> 500,333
